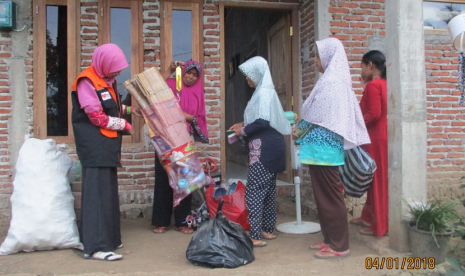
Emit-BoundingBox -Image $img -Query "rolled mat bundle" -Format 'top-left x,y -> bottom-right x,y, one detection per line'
124,68 -> 213,206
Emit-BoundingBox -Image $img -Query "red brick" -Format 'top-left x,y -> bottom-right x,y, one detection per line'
329,8 -> 349,13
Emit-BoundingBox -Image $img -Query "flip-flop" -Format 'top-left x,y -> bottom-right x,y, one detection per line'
309,242 -> 329,250
152,226 -> 168,234
349,218 -> 371,227
253,241 -> 267,247
313,247 -> 350,259
92,251 -> 123,261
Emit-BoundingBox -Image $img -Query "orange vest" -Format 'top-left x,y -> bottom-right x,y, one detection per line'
72,65 -> 120,138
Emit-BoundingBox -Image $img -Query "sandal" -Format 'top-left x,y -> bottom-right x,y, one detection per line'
253,241 -> 267,247
262,232 -> 277,240
152,226 -> 168,234
92,251 -> 123,261
313,247 -> 350,259
251,238 -> 267,247
309,242 -> 329,250
175,226 -> 194,234
359,227 -> 389,236
349,218 -> 371,227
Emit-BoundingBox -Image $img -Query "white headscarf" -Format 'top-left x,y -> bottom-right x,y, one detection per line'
301,38 -> 370,149
239,56 -> 292,135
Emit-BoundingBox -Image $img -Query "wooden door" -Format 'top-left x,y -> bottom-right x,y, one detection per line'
268,15 -> 293,183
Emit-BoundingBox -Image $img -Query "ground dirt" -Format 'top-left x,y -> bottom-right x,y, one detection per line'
0,215 -> 464,276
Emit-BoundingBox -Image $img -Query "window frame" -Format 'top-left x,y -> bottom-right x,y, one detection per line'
423,0 -> 465,34
160,0 -> 204,73
33,0 -> 80,143
98,0 -> 144,144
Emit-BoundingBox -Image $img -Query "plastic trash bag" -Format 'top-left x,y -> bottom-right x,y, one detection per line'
206,181 -> 250,231
0,138 -> 82,255
186,199 -> 254,268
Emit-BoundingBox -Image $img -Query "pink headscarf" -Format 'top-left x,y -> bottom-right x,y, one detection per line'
301,37 -> 370,149
166,60 -> 208,138
91,43 -> 128,79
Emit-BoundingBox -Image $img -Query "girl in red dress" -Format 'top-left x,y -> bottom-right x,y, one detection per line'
351,50 -> 388,237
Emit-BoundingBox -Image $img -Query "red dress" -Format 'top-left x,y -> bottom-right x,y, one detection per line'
359,78 -> 388,237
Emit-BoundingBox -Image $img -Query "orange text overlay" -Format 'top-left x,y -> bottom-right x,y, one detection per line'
365,257 -> 435,270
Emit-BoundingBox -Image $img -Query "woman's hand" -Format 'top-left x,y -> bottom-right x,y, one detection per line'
229,122 -> 244,136
292,126 -> 299,140
162,61 -> 184,80
183,111 -> 193,123
132,107 -> 142,117
169,61 -> 184,73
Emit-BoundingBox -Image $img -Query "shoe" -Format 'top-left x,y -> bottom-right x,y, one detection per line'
116,244 -> 123,249
313,247 -> 350,259
92,251 -> 123,261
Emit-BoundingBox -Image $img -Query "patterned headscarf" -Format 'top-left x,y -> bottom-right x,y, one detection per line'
184,60 -> 202,76
301,38 -> 370,149
239,56 -> 292,135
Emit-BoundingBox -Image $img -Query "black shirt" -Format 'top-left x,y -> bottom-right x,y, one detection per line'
244,119 -> 286,174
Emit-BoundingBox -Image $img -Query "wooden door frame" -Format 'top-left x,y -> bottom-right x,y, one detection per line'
219,2 -> 301,179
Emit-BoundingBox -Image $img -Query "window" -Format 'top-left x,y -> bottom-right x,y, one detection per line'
33,0 -> 80,142
424,1 -> 465,30
98,0 -> 143,143
160,0 -> 203,72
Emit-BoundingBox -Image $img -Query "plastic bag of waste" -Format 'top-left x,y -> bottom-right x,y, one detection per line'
186,199 -> 254,268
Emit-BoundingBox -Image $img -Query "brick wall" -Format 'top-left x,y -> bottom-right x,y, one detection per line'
199,0 -> 221,161
328,0 -> 385,95
424,33 -> 465,200
0,0 -> 34,217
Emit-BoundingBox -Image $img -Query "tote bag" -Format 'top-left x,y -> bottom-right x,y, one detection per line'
339,146 -> 377,198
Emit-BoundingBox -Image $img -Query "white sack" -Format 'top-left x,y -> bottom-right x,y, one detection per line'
0,138 -> 83,255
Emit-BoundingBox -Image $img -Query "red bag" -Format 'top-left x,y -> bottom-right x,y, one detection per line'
206,181 -> 250,231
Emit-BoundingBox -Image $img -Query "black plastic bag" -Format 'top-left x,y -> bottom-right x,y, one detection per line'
186,199 -> 254,268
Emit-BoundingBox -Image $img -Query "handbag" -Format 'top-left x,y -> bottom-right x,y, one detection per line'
339,146 -> 377,198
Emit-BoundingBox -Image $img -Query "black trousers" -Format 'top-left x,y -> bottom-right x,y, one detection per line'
152,155 -> 192,228
80,167 -> 121,255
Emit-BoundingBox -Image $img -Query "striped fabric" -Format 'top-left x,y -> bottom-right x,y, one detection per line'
339,146 -> 377,198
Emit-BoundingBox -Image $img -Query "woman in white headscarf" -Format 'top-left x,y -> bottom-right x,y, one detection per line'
230,56 -> 291,247
293,38 -> 370,259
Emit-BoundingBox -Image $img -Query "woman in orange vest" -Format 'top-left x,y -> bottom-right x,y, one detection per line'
71,43 -> 141,261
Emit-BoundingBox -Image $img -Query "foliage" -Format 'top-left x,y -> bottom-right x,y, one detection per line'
406,200 -> 460,247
